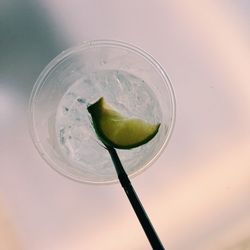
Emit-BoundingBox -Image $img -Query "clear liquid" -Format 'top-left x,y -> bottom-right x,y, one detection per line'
55,70 -> 163,183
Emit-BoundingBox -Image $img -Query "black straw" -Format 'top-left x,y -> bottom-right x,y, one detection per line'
106,145 -> 165,250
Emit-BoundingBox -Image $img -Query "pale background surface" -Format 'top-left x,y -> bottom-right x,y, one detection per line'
0,1 -> 249,249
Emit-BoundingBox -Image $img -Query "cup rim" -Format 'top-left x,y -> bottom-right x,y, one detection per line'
29,39 -> 176,184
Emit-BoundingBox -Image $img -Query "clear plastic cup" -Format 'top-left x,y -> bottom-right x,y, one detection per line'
29,40 -> 175,184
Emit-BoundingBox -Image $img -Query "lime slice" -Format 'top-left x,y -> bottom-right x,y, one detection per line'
87,97 -> 160,149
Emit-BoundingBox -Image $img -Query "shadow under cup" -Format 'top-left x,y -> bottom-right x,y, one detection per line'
29,40 -> 175,184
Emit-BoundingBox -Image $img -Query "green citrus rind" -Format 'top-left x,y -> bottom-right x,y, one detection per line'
87,97 -> 160,149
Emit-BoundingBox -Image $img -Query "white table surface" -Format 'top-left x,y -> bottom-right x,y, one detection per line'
0,1 -> 249,249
